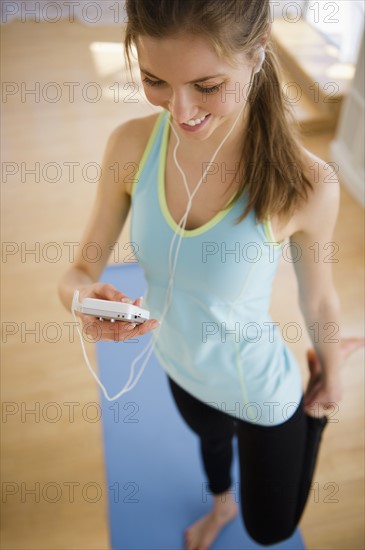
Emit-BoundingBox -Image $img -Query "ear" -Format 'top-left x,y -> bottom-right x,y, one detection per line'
259,22 -> 272,49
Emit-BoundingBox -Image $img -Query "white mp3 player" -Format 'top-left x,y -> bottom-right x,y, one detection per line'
73,293 -> 150,324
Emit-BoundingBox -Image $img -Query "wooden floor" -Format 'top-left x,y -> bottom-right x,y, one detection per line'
1,19 -> 364,550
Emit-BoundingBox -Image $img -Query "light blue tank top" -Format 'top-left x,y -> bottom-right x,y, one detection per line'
130,110 -> 303,426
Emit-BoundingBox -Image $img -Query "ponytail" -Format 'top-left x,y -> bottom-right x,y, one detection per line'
233,45 -> 314,225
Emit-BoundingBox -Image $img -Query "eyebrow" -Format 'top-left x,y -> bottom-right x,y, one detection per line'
140,68 -> 226,84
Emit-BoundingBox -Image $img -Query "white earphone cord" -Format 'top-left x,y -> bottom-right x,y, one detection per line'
71,68 -> 256,401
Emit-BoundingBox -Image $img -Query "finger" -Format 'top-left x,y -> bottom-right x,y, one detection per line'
120,318 -> 160,339
133,296 -> 143,307
304,395 -> 318,411
98,322 -> 138,342
304,404 -> 325,418
138,319 -> 160,335
79,317 -> 107,341
340,337 -> 365,362
79,316 -> 133,342
304,386 -> 318,404
304,379 -> 317,399
106,318 -> 154,342
305,401 -> 328,418
96,283 -> 132,303
304,382 -> 322,405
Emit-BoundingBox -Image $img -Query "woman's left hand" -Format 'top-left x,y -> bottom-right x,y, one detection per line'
303,368 -> 342,418
303,337 -> 364,418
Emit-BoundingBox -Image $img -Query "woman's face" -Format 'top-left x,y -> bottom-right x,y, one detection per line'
136,33 -> 255,143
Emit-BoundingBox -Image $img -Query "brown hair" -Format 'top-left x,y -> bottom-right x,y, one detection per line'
124,0 -> 313,226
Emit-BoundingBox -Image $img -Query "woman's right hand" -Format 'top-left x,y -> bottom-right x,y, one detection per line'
73,282 -> 160,342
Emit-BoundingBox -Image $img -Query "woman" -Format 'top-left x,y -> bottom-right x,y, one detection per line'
58,1 -> 362,548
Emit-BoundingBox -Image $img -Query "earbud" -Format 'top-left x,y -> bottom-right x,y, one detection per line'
254,47 -> 265,74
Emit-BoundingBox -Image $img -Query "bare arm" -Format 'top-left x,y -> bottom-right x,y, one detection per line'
290,155 -> 341,381
58,116 -> 162,340
58,120 -> 134,312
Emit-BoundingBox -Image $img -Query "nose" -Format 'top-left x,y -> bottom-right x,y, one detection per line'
167,90 -> 198,124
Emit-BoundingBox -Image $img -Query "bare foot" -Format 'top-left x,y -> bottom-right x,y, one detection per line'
185,491 -> 238,550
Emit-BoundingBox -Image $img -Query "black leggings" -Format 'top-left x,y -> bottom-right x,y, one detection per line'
167,375 -> 328,546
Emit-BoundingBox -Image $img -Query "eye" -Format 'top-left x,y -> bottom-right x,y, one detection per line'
142,76 -> 223,95
197,84 -> 223,95
142,77 -> 164,87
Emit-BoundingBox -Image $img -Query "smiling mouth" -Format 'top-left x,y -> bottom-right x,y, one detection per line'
181,113 -> 211,127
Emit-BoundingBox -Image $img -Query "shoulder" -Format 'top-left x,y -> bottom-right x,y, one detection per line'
107,112 -> 162,195
287,147 -> 341,305
110,112 -> 161,143
270,146 -> 340,242
291,145 -> 341,236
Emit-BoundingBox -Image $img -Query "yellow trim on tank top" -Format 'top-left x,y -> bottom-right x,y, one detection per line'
131,111 -> 165,197
158,111 -> 238,238
262,217 -> 286,248
134,109 -> 286,247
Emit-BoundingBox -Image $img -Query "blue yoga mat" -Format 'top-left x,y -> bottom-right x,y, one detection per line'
95,263 -> 306,550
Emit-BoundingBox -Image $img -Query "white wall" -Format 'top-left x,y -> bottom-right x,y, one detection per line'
331,29 -> 365,207
271,0 -> 364,64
